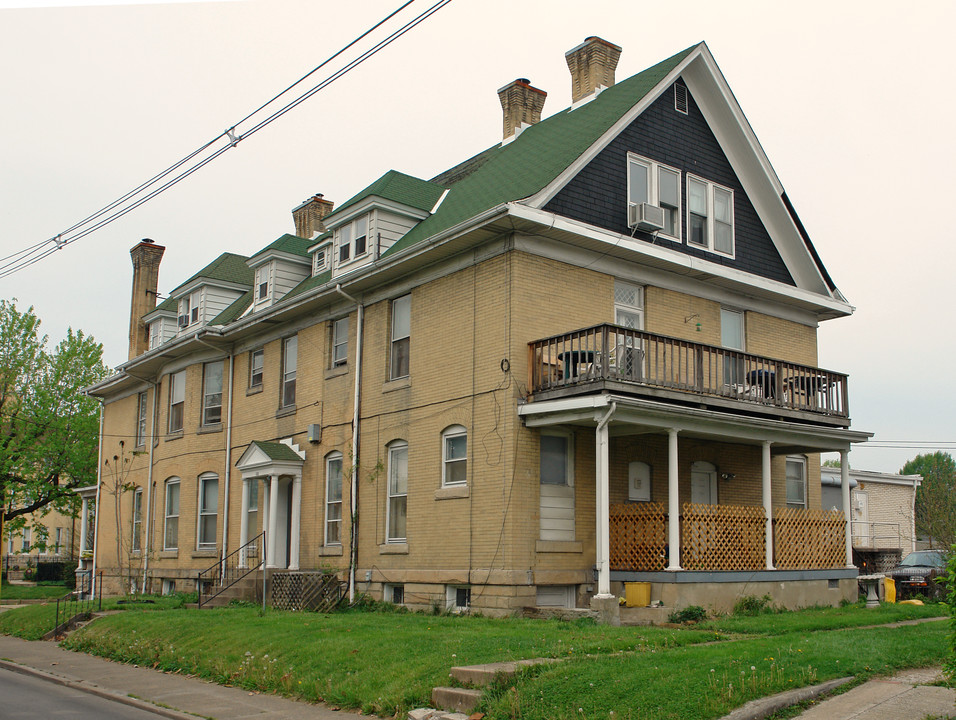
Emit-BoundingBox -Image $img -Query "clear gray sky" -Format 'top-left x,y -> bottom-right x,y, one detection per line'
1,0 -> 953,474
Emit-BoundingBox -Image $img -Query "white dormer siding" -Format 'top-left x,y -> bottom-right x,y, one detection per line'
148,315 -> 177,349
171,284 -> 246,337
330,208 -> 424,280
311,242 -> 331,276
252,257 -> 310,311
375,209 -> 421,254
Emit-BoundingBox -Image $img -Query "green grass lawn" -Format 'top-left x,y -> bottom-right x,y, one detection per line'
0,598 -> 947,718
0,582 -> 72,601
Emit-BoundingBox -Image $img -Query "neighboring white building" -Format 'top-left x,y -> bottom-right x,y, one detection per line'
821,466 -> 921,557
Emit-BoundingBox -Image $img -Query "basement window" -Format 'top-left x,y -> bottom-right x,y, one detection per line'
446,585 -> 471,613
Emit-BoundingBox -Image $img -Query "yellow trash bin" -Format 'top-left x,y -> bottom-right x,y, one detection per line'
884,577 -> 896,604
625,582 -> 651,608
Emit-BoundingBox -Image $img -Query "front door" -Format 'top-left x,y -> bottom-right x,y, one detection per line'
852,491 -> 870,546
691,462 -> 717,505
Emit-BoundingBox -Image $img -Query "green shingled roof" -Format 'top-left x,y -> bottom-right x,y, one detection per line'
209,290 -> 252,325
284,268 -> 332,301
381,45 -> 695,258
327,170 -> 446,222
249,441 -> 304,462
170,252 -> 254,295
248,234 -> 312,262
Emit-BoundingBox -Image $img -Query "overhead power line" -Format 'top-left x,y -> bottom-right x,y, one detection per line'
0,0 -> 453,280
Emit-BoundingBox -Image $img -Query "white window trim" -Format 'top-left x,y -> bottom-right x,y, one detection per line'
441,425 -> 468,487
686,173 -> 735,258
255,265 -> 272,304
626,152 -> 682,241
331,317 -> 348,368
312,244 -> 331,275
386,441 -> 408,543
613,281 -> 645,329
336,215 -> 370,267
168,370 -> 185,433
201,361 -> 223,426
197,473 -> 219,551
281,336 -> 297,408
163,478 -> 180,551
325,452 -> 343,546
136,391 -> 148,447
249,348 -> 264,389
540,430 -> 574,487
445,585 -> 471,613
786,455 -> 808,508
390,295 -> 411,380
132,487 -> 143,553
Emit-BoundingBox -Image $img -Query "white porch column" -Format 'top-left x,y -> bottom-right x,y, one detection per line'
78,496 -> 90,570
666,428 -> 681,571
238,478 -> 250,569
762,441 -> 775,570
261,478 -> 270,569
267,475 -> 280,568
289,474 -> 302,570
841,450 -> 853,567
595,404 -> 615,597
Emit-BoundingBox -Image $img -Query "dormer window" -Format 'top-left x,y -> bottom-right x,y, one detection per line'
313,247 -> 328,275
178,290 -> 202,328
337,215 -> 369,264
254,266 -> 271,303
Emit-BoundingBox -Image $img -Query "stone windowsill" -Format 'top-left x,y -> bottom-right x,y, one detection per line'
158,550 -> 179,559
318,545 -> 344,556
379,543 -> 408,555
275,405 -> 296,419
191,550 -> 218,559
325,364 -> 349,380
246,385 -> 263,396
383,377 -> 411,393
536,540 -> 584,554
165,431 -> 184,442
197,423 -> 222,435
434,485 -> 469,500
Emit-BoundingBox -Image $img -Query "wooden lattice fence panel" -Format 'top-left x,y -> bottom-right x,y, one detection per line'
609,502 -> 667,571
681,503 -> 765,571
271,571 -> 344,612
773,508 -> 845,569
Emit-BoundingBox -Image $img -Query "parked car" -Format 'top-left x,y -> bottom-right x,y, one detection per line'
887,550 -> 949,600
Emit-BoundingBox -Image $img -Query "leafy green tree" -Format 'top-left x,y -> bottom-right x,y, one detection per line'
900,451 -> 956,548
0,299 -> 109,537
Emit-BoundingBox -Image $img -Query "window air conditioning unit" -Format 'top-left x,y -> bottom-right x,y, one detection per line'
177,315 -> 189,328
628,203 -> 665,232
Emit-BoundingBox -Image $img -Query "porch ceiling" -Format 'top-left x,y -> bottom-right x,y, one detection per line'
518,393 -> 871,454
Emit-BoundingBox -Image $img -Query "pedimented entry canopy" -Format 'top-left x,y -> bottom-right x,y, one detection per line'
235,440 -> 305,480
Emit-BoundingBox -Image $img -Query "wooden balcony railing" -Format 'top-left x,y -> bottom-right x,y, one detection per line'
609,502 -> 846,572
529,324 -> 849,419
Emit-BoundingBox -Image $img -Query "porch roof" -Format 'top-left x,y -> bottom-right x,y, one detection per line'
518,393 -> 871,454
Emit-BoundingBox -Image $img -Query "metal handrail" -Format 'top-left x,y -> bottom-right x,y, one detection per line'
197,531 -> 264,608
51,570 -> 97,638
851,520 -> 902,548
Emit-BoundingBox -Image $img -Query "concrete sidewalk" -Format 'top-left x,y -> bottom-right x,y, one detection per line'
795,667 -> 955,720
0,634 -> 371,720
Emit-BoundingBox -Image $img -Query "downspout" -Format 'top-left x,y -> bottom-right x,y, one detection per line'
91,398 -> 105,599
335,284 -> 363,603
140,379 -> 158,594
195,337 -> 234,570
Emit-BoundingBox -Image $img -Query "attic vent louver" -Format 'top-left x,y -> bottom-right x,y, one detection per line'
675,83 -> 688,114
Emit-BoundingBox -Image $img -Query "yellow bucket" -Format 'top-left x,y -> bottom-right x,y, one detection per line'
883,577 -> 895,604
625,582 -> 651,608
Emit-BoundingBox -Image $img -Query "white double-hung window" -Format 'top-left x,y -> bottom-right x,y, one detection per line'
386,441 -> 408,543
338,215 -> 369,263
325,452 -> 343,545
627,153 -> 681,239
687,175 -> 734,256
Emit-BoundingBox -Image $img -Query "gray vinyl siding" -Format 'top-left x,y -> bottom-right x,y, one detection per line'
375,209 -> 421,256
273,260 -> 310,300
202,287 -> 244,323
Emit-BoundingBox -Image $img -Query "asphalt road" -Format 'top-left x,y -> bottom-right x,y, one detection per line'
0,667 -> 170,719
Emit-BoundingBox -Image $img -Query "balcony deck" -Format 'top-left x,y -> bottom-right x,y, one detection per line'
528,324 -> 849,427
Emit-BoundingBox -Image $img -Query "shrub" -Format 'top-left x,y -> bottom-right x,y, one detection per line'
944,545 -> 956,680
669,605 -> 707,623
733,594 -> 774,616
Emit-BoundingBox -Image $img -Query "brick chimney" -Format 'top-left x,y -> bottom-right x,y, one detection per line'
128,238 -> 165,360
292,194 -> 335,238
565,36 -> 622,104
497,78 -> 547,141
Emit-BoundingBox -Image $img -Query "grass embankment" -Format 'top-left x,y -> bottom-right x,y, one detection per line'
0,581 -> 72,601
0,593 -> 193,640
0,598 -> 947,718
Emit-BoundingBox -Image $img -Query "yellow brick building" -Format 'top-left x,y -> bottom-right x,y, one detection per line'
88,39 -> 870,618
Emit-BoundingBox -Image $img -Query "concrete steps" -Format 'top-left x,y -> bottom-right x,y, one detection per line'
430,658 -> 558,714
200,576 -> 259,608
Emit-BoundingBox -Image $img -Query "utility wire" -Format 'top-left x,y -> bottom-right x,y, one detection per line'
0,0 -> 451,280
